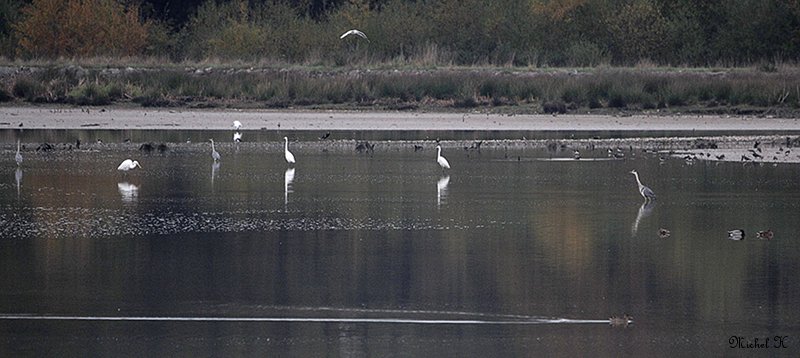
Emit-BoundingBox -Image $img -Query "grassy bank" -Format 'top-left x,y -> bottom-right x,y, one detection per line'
1,64 -> 799,116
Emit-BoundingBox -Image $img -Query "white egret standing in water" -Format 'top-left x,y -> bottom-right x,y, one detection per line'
340,29 -> 369,41
233,120 -> 242,130
117,159 -> 142,171
436,145 -> 450,173
210,139 -> 221,162
284,137 -> 296,164
630,170 -> 655,201
15,139 -> 22,166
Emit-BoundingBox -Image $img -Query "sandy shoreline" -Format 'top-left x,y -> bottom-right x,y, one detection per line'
2,106 -> 800,132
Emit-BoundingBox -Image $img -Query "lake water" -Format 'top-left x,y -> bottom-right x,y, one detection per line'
1,132 -> 799,356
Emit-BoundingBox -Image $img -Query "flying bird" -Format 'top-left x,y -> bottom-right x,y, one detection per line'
340,29 -> 369,41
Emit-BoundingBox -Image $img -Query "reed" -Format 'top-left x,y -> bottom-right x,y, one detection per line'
1,65 -> 798,115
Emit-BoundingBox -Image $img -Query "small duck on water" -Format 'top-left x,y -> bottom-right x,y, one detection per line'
756,229 -> 774,240
727,229 -> 745,241
658,228 -> 671,239
609,314 -> 633,327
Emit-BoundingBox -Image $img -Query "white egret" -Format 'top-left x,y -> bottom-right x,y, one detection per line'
117,159 -> 142,171
284,137 -> 296,164
630,170 -> 655,201
233,120 -> 242,130
233,132 -> 242,142
436,145 -> 450,172
340,29 -> 369,41
210,139 -> 221,162
15,139 -> 22,166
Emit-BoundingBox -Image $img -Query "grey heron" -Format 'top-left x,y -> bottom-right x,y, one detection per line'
15,139 -> 22,166
210,139 -> 220,162
630,170 -> 655,201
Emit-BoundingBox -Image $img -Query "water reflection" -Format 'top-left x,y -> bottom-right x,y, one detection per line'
436,175 -> 450,208
631,200 -> 655,236
284,167 -> 295,207
211,162 -> 220,187
117,182 -> 139,204
14,167 -> 22,198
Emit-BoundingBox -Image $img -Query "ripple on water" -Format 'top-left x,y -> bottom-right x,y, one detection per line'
0,207 -> 509,239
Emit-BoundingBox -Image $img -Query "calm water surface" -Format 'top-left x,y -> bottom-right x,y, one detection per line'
1,135 -> 799,356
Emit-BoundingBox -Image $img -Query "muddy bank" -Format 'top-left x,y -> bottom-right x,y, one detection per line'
2,106 -> 800,131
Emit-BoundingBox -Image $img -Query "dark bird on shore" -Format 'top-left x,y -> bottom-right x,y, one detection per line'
609,314 -> 633,327
319,132 -> 331,140
36,142 -> 54,152
76,139 -> 81,149
139,142 -> 154,153
753,141 -> 760,149
413,144 -> 423,152
741,155 -> 751,161
715,154 -> 725,160
756,229 -> 773,240
356,141 -> 375,153
658,228 -> 671,239
18,122 -> 22,127
727,229 -> 745,241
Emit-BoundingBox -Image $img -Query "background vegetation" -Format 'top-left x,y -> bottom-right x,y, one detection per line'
1,0 -> 799,66
1,0 -> 799,114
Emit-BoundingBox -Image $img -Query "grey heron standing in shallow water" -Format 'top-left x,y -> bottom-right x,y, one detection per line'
210,139 -> 220,162
630,170 -> 655,201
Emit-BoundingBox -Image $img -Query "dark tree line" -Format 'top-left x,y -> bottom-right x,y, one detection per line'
3,0 -> 800,66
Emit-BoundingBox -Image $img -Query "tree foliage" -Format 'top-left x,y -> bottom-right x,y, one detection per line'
2,0 -> 799,65
14,0 -> 151,58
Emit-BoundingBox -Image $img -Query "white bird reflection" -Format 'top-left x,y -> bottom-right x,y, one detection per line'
15,167 -> 22,198
117,182 -> 139,204
211,161 -> 220,187
284,167 -> 295,207
437,175 -> 450,208
631,200 -> 655,236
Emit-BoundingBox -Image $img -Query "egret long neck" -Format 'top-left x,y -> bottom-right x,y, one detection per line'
437,147 -> 441,157
211,141 -> 215,151
633,172 -> 643,188
285,138 -> 288,150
